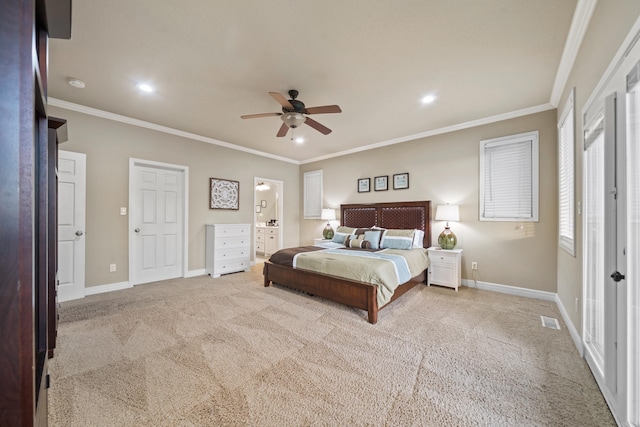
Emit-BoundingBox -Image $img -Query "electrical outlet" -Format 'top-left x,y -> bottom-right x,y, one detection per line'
109,264 -> 116,272
120,207 -> 127,215
471,262 -> 478,270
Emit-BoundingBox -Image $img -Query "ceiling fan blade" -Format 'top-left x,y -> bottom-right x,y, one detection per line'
269,92 -> 294,110
304,105 -> 342,115
276,122 -> 289,137
240,112 -> 282,119
304,117 -> 332,135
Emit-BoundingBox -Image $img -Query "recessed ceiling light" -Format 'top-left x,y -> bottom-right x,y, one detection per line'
421,94 -> 437,104
294,137 -> 305,144
67,77 -> 85,89
136,82 -> 155,93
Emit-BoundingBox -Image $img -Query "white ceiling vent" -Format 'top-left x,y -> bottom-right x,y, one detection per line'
540,316 -> 561,330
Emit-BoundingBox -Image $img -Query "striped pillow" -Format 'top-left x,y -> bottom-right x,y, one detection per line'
381,229 -> 415,250
332,226 -> 356,244
345,234 -> 371,249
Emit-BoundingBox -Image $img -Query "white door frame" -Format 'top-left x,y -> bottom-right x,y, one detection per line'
253,176 -> 284,262
128,158 -> 189,284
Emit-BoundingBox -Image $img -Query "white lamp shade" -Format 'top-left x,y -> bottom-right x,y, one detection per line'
321,208 -> 336,221
435,204 -> 460,222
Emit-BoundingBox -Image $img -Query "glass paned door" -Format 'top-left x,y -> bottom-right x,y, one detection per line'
626,68 -> 640,426
584,113 -> 606,373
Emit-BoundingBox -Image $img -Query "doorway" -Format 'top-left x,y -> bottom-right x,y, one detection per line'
254,177 -> 283,263
129,158 -> 188,285
582,30 -> 640,424
57,150 -> 86,302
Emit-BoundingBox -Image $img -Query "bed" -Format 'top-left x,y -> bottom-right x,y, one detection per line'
263,200 -> 432,323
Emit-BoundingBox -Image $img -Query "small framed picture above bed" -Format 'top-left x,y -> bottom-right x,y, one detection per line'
393,173 -> 409,190
374,175 -> 388,191
358,178 -> 370,193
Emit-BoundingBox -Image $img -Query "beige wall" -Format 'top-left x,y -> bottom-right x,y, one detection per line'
301,109 -> 559,293
51,106 -> 300,287
556,2 -> 640,330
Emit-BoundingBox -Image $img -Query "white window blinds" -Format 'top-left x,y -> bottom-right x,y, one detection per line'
303,170 -> 322,219
558,89 -> 575,255
480,131 -> 539,221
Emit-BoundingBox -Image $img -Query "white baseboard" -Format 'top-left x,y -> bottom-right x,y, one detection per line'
461,278 -> 584,356
461,279 -> 556,301
83,271 -> 207,298
555,294 -> 584,356
84,281 -> 131,296
185,269 -> 206,278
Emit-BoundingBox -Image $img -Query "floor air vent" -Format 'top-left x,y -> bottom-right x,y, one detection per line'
540,316 -> 561,330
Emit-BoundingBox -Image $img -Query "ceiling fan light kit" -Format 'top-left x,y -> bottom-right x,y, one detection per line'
241,89 -> 342,138
281,112 -> 306,128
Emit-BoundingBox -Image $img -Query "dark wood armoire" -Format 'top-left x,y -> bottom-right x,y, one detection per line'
0,0 -> 71,425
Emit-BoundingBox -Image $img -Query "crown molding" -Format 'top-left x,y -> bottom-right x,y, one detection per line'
549,0 -> 598,107
301,103 -> 555,164
48,98 -> 301,165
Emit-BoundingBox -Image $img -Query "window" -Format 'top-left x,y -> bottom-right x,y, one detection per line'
303,170 -> 322,219
558,89 -> 575,255
479,131 -> 539,222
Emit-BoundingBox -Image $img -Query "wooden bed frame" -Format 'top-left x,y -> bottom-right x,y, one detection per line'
263,200 -> 431,324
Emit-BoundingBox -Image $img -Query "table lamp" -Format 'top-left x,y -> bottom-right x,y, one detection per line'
435,204 -> 460,249
321,208 -> 336,239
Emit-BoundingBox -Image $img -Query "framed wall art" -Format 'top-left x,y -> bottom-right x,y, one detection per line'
358,178 -> 370,193
393,173 -> 409,190
210,177 -> 239,210
374,175 -> 388,191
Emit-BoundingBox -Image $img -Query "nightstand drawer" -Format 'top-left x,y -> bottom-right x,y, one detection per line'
429,251 -> 457,266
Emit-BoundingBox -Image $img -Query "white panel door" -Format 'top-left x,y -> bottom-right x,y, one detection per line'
131,163 -> 183,285
57,150 -> 86,302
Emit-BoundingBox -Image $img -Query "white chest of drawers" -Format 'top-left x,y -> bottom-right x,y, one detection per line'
206,224 -> 251,278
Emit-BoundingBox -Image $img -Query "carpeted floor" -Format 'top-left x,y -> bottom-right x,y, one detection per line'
48,263 -> 615,426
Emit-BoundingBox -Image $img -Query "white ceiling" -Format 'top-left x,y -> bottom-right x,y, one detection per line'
49,0 -> 579,163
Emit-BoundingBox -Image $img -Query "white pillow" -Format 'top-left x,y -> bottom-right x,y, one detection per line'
413,229 -> 425,248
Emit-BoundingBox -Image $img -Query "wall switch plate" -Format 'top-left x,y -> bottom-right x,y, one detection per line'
120,207 -> 127,215
109,264 -> 116,272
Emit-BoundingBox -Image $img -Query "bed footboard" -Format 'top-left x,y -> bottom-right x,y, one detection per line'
263,261 -> 426,324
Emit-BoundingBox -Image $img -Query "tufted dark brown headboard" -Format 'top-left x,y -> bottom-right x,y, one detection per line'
340,200 -> 431,248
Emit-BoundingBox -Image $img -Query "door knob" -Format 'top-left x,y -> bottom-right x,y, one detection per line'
75,230 -> 84,236
134,228 -> 140,233
610,271 -> 625,282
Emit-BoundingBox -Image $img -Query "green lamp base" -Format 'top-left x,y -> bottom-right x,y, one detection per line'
438,227 -> 457,249
323,223 -> 334,240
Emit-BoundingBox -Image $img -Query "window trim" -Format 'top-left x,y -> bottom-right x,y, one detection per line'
558,88 -> 576,256
479,131 -> 539,222
303,169 -> 323,219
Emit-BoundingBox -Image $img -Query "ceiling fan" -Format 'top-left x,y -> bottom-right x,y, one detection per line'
241,90 -> 342,137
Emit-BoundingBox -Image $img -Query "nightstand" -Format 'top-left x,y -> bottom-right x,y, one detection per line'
313,238 -> 332,245
427,247 -> 463,291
